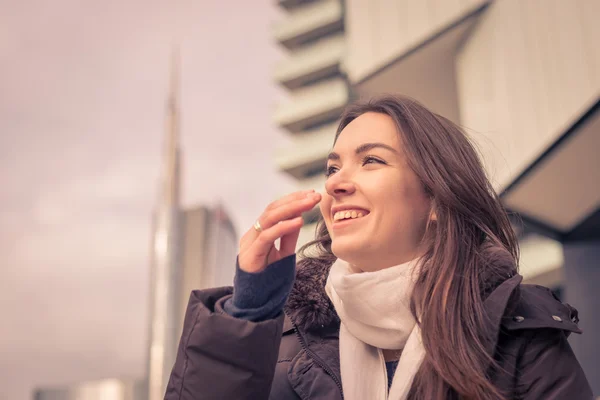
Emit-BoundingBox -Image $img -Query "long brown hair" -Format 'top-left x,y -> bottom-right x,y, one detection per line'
299,95 -> 519,399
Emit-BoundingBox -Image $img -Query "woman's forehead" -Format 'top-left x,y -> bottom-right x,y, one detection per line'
334,113 -> 402,151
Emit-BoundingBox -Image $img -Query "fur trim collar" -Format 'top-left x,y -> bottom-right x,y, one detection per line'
283,244 -> 518,333
284,258 -> 340,333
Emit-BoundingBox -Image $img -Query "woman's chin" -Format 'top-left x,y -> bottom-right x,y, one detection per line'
331,240 -> 367,265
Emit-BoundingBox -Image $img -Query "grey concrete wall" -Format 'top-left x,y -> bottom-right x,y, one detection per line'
563,239 -> 600,396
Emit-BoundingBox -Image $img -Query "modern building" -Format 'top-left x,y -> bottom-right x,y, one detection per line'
34,50 -> 238,400
177,204 -> 238,333
273,0 -> 599,394
273,0 -> 348,247
33,379 -> 146,400
146,48 -> 184,400
146,51 -> 238,400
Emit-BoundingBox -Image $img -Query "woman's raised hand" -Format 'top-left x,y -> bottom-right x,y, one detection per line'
238,190 -> 321,273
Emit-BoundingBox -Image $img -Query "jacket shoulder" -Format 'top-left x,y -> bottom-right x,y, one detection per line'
501,284 -> 582,335
166,287 -> 286,400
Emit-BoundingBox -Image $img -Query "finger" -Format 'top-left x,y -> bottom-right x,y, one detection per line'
264,190 -> 316,213
261,192 -> 321,231
239,229 -> 255,250
249,216 -> 304,260
240,191 -> 319,250
239,216 -> 274,250
279,221 -> 302,256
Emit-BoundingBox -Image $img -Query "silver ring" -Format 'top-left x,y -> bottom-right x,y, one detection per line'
253,220 -> 263,233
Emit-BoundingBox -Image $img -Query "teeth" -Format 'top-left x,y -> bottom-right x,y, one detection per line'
333,210 -> 367,221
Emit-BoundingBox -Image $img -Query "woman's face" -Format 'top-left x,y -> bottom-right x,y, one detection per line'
320,112 -> 433,271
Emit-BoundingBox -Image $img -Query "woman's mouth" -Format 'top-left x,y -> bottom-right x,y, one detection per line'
333,210 -> 368,221
331,210 -> 370,230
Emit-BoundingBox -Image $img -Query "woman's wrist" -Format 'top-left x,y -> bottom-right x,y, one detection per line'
223,254 -> 296,321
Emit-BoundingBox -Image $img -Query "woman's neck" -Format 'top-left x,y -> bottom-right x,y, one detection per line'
348,249 -> 425,273
382,348 -> 403,362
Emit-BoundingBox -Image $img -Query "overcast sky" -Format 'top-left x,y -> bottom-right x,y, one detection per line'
0,1 -> 297,398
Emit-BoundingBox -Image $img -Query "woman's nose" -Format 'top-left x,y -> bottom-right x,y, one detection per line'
325,171 -> 356,196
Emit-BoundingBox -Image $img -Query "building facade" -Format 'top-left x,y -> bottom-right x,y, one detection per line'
273,0 -> 348,246
147,203 -> 237,400
146,49 -> 184,400
146,53 -> 238,400
33,379 -> 146,400
273,0 -> 599,394
34,50 -> 238,400
176,204 -> 238,339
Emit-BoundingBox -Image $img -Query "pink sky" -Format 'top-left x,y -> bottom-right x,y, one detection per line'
0,1 -> 296,398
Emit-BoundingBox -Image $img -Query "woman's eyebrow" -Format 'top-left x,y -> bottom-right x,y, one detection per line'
327,142 -> 398,161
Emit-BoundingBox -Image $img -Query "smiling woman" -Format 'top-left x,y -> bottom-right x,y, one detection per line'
164,95 -> 592,400
320,112 -> 433,272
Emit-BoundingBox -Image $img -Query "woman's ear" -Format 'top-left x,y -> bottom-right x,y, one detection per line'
429,210 -> 437,222
428,198 -> 437,222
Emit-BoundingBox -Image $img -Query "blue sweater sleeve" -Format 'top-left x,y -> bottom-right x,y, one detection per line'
223,254 -> 296,322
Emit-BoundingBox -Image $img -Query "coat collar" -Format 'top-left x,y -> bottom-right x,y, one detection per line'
482,273 -> 522,354
284,258 -> 582,342
499,281 -> 582,334
284,257 -> 339,333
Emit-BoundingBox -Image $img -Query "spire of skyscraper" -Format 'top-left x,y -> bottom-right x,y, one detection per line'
168,45 -> 179,115
161,45 -> 181,208
147,46 -> 183,400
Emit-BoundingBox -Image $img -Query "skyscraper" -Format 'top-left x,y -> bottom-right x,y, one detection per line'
176,204 -> 237,337
33,379 -> 146,400
146,48 -> 184,400
145,50 -> 238,400
33,49 -> 238,400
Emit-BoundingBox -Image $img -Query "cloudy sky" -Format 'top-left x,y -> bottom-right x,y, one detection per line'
0,1 -> 297,398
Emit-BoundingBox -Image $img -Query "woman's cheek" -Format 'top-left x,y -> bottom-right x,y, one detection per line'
319,196 -> 332,225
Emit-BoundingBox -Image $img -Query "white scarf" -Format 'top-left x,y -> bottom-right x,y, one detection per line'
325,258 -> 426,400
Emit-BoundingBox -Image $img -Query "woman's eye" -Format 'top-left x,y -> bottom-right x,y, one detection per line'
362,156 -> 385,165
326,157 -> 384,176
325,165 -> 338,177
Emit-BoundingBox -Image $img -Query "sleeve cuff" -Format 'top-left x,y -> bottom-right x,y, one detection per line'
223,254 -> 296,322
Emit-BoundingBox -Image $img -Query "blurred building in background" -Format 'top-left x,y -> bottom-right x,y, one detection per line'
274,0 -> 348,244
273,0 -> 599,394
34,51 -> 238,400
177,204 -> 238,334
146,51 -> 237,400
146,203 -> 236,400
33,379 -> 145,400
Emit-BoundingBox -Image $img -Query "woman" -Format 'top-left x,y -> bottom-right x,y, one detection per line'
165,96 -> 592,400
